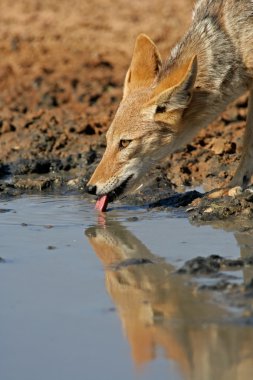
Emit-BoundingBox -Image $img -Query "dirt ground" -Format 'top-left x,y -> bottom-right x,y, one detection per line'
0,0 -> 193,162
0,0 -> 250,206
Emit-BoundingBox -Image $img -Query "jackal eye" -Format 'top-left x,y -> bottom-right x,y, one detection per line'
119,139 -> 131,149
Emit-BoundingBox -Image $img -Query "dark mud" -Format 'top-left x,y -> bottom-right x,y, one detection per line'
186,188 -> 253,241
177,254 -> 247,275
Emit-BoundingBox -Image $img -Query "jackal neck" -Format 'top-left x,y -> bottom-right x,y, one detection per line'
161,0 -> 249,95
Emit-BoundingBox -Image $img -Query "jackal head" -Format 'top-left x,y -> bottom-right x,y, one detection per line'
87,34 -> 197,200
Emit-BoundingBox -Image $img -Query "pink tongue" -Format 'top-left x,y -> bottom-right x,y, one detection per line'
95,195 -> 109,212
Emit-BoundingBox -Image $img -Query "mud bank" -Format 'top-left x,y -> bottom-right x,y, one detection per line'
189,188 -> 253,227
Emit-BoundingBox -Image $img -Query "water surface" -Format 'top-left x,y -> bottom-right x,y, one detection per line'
1,195 -> 253,380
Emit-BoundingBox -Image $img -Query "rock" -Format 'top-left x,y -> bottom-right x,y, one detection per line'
13,177 -> 54,191
177,255 -> 222,275
228,186 -> 243,197
67,178 -> 80,187
177,254 -> 252,275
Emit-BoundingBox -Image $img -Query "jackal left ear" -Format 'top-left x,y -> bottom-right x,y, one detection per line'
123,34 -> 162,98
144,56 -> 197,124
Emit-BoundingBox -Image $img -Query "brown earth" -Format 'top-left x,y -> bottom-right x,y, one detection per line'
0,0 -> 248,194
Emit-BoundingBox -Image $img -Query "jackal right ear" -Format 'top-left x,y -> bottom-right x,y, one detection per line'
123,34 -> 162,98
142,56 -> 197,125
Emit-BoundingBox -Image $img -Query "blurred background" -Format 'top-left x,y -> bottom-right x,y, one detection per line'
0,0 -> 192,160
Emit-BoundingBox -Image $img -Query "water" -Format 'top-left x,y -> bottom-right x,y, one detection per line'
1,195 -> 253,380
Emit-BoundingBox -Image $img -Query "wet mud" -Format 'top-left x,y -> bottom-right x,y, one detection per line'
189,188 -> 253,225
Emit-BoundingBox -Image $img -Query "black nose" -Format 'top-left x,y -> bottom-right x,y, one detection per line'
86,185 -> 97,195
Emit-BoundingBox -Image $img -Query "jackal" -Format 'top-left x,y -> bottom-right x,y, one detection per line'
87,0 -> 253,205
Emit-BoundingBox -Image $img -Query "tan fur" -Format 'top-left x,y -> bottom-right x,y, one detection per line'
88,0 -> 253,197
123,34 -> 162,98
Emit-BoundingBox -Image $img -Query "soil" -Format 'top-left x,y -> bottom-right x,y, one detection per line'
0,0 -> 251,227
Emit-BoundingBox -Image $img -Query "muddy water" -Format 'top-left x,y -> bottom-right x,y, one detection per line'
1,196 -> 253,380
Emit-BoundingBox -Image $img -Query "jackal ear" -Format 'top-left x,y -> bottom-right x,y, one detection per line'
123,34 -> 162,98
145,56 -> 197,124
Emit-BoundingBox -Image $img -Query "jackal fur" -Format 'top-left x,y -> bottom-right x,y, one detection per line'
88,0 -> 253,199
